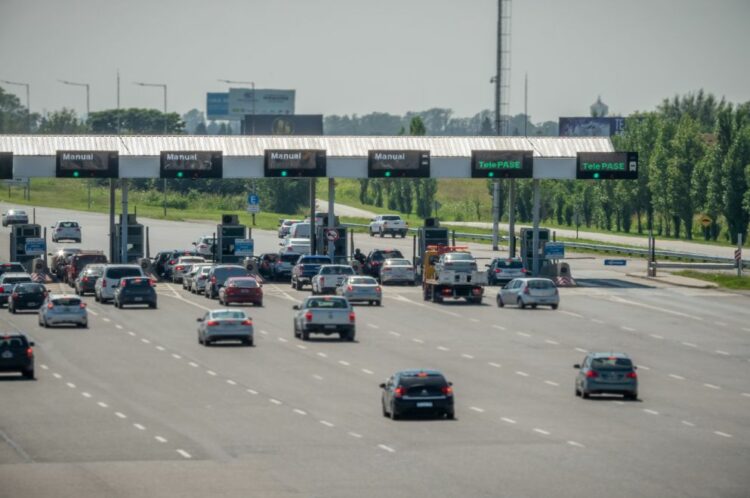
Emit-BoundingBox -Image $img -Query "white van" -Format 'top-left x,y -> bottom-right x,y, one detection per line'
288,222 -> 312,239
94,264 -> 147,303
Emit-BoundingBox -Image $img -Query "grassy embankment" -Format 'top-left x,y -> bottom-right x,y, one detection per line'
672,270 -> 750,290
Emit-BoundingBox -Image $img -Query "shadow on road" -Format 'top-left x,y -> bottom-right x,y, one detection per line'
574,279 -> 655,289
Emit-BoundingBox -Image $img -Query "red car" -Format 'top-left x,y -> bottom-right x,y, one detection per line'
219,277 -> 263,306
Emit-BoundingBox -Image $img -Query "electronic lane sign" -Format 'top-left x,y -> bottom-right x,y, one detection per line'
471,150 -> 534,179
264,150 -> 326,178
367,150 -> 430,178
0,152 -> 12,180
56,150 -> 119,178
160,151 -> 223,179
576,152 -> 638,180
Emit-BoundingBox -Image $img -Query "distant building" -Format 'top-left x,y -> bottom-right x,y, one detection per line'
590,96 -> 609,118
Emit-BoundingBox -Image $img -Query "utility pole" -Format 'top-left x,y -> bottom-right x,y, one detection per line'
58,79 -> 90,118
491,0 -> 503,251
1,80 -> 31,131
133,81 -> 167,133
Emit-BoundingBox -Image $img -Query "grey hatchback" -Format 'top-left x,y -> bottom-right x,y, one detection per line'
575,352 -> 638,400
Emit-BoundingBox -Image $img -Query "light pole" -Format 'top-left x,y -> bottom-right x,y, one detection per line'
133,81 -> 167,133
0,79 -> 31,131
217,79 -> 255,134
58,79 -> 90,118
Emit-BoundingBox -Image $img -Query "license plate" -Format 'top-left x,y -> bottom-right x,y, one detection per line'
417,402 -> 433,408
240,289 -> 250,294
27,302 -> 37,307
134,297 -> 143,302
324,325 -> 337,330
1,351 -> 12,359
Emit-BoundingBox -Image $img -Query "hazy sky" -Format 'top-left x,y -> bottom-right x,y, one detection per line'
1,0 -> 749,123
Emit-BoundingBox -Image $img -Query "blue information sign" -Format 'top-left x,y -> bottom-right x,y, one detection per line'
234,239 -> 254,257
604,259 -> 627,266
24,238 -> 46,256
544,242 -> 565,259
248,194 -> 259,205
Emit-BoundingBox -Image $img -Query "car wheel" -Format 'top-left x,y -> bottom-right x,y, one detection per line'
496,296 -> 504,307
9,305 -> 15,314
401,232 -> 406,238
531,304 -> 538,309
94,292 -> 99,302
551,304 -> 558,310
575,385 -> 581,397
376,300 -> 381,307
369,229 -> 374,237
293,322 -> 299,338
256,300 -> 263,307
382,400 -> 389,418
347,330 -> 355,342
23,369 -> 35,380
582,389 -> 590,399
517,298 -> 525,309
302,329 -> 310,341
625,392 -> 638,401
390,404 -> 400,420
379,231 -> 384,238
149,303 -> 157,309
204,338 -> 211,347
445,410 -> 455,420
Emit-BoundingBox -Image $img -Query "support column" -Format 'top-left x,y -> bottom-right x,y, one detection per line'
309,179 -> 316,255
491,179 -> 500,251
508,179 -> 516,257
327,178 -> 335,260
109,179 -> 116,262
121,180 -> 129,263
531,179 -> 540,277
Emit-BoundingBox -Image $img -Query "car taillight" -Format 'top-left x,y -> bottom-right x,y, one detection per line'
442,288 -> 452,296
175,265 -> 185,271
372,261 -> 380,266
305,312 -> 313,321
346,285 -> 353,291
12,293 -> 18,299
394,386 -> 405,398
0,286 -> 4,293
47,303 -> 54,309
382,268 -> 391,272
586,370 -> 598,378
121,280 -> 128,287
26,347 -> 33,358
472,287 -> 483,295
523,286 -> 530,295
240,319 -> 253,326
198,276 -> 206,280
169,259 -> 176,265
442,385 -> 453,396
149,279 -> 156,286
210,276 -> 216,283
101,279 -> 106,287
626,371 -> 637,379
521,268 -> 528,274
206,320 -> 219,326
375,286 -> 381,293
82,277 -> 89,282
79,303 -> 86,309
348,312 -> 356,322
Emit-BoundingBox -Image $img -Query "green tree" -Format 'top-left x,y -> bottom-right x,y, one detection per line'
88,108 -> 184,134
666,115 -> 704,238
37,108 -> 89,134
0,87 -> 39,132
257,178 -> 310,214
724,125 -> 750,243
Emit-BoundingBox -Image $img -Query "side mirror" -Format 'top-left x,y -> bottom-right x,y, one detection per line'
192,242 -> 197,245
633,365 -> 637,370
379,383 -> 386,389
196,318 -> 203,322
573,364 -> 581,369
292,305 -> 300,310
485,264 -> 490,268
29,341 -> 35,346
448,381 -> 453,386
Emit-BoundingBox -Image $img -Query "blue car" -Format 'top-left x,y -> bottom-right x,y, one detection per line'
575,352 -> 638,400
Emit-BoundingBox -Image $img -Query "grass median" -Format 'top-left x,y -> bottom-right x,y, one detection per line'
672,270 -> 750,290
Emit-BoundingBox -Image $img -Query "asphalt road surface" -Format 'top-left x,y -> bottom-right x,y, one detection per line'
1,204 -> 749,498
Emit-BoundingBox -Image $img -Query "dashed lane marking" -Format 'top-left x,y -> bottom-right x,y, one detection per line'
388,331 -> 401,337
501,417 -> 517,424
40,364 -> 49,370
469,406 -> 485,413
247,389 -> 258,395
293,409 -> 307,416
412,338 -> 424,344
313,375 -> 324,381
545,339 -> 559,345
669,374 -> 685,380
259,330 -> 268,335
206,370 -> 217,376
317,352 -> 328,358
714,431 -> 732,438
155,436 -> 167,443
66,382 -> 76,389
269,399 -> 282,405
172,353 -> 181,359
348,432 -> 363,439
128,331 -> 136,336
682,421 -> 696,427
488,362 -> 502,368
155,346 -> 165,351
492,325 -> 506,331
338,360 -> 350,366
319,420 -> 335,427
437,346 -> 450,352
296,344 -> 307,350
643,409 -> 659,415
133,423 -> 146,431
650,334 -> 664,339
189,362 -> 199,368
367,324 -> 379,329
87,310 -> 98,316
115,412 -> 127,419
621,326 -> 636,332
681,342 -> 698,348
277,337 -> 288,343
469,318 -> 480,323
461,354 -> 475,359
590,318 -> 605,324
574,348 -> 588,353
567,441 -> 585,448
516,332 -> 531,338
742,393 -> 750,398
52,373 -> 62,379
533,428 -> 551,436
515,371 -> 529,377
81,392 -> 92,398
378,444 -> 396,453
226,380 -> 237,386
97,402 -> 109,408
715,350 -> 730,356
714,321 -> 728,327
102,318 -> 111,323
176,449 -> 192,459
140,338 -> 151,344
362,369 -> 374,375
637,365 -> 651,370
609,296 -> 703,321
544,380 -> 559,387
704,383 -> 721,390
560,311 -> 583,318
115,324 -> 123,330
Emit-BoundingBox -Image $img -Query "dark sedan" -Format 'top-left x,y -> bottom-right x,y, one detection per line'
380,370 -> 454,420
113,277 -> 157,309
74,264 -> 105,296
0,333 -> 35,379
8,283 -> 47,313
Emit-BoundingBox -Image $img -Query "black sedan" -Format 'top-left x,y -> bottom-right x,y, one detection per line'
380,369 -> 454,420
113,277 -> 157,309
8,283 -> 47,313
74,264 -> 105,296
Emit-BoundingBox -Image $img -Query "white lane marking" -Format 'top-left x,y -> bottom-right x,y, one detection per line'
176,449 -> 192,459
114,324 -> 123,330
714,431 -> 733,438
621,326 -> 636,332
52,372 -> 62,379
226,380 -> 237,386
206,370 -> 217,376
567,440 -> 585,448
515,371 -> 529,377
704,383 -> 721,390
682,420 -> 696,427
97,402 -> 109,408
590,318 -> 605,324
348,432 -> 363,439
412,338 -> 424,344
87,310 -> 98,316
388,331 -> 401,337
516,332 -> 531,338
128,331 -> 136,336
574,347 -> 588,353
115,412 -> 127,419
533,428 -> 551,436
317,352 -> 328,358
313,374 -> 324,381
277,337 -> 288,343
259,330 -> 268,335
461,354 -> 475,359
293,409 -> 307,416
81,392 -> 92,398
133,423 -> 146,431
362,368 -> 374,375
488,362 -> 502,368
247,389 -> 258,395
560,310 -> 583,318
501,417 -> 517,424
742,393 -> 750,398
545,339 -> 559,345
140,338 -> 151,344
681,342 -> 697,348
643,409 -> 659,415
296,344 -> 308,350
338,360 -> 350,366
493,325 -> 506,331
189,362 -> 199,368
66,382 -> 76,388
378,444 -> 396,453
155,346 -> 165,351
743,327 -> 750,333
319,420 -> 334,427
637,364 -> 650,370
544,380 -> 559,387
469,318 -> 480,323
40,364 -> 49,370
714,321 -> 728,327
609,296 -> 703,321
650,334 -> 664,339
269,398 -> 282,405
614,401 -> 625,406
367,324 -> 379,329
437,346 -> 450,352
172,353 -> 181,359
155,436 -> 167,443
102,318 -> 111,323
469,406 -> 485,413
669,374 -> 685,380
715,350 -> 730,356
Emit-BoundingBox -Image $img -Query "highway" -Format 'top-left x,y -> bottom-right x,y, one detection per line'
1,204 -> 749,497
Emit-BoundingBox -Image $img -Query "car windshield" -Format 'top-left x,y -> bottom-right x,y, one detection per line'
280,254 -> 300,263
228,278 -> 259,288
306,298 -> 348,309
349,277 -> 377,285
591,357 -> 634,370
211,311 -> 247,320
106,267 -> 142,279
52,297 -> 81,306
495,259 -> 523,269
386,259 -> 411,266
528,280 -> 554,289
14,283 -> 45,293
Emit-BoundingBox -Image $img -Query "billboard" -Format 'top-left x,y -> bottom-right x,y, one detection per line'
559,117 -> 626,137
243,115 -> 324,135
56,151 -> 119,178
228,88 -> 295,118
206,92 -> 230,120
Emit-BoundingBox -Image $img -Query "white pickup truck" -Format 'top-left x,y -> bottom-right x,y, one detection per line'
293,296 -> 356,341
311,264 -> 356,295
369,215 -> 408,238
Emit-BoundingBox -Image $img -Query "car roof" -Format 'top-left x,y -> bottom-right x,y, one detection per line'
1,272 -> 31,278
395,369 -> 445,378
589,352 -> 631,359
48,293 -> 80,299
105,264 -> 142,269
209,308 -> 248,315
0,331 -> 28,338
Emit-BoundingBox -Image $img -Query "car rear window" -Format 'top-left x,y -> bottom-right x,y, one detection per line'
382,216 -> 401,221
386,259 -> 411,266
349,277 -> 377,285
373,250 -> 403,261
445,253 -> 474,261
84,267 -> 104,276
1,263 -> 26,273
211,311 -> 247,320
60,221 -> 79,228
0,337 -> 28,349
75,255 -> 107,267
228,278 -> 259,288
215,267 -> 249,279
280,254 -> 300,264
306,298 -> 348,309
301,257 -> 331,265
399,376 -> 447,388
591,357 -> 634,370
106,267 -> 143,279
2,276 -> 31,284
52,297 -> 81,306
528,280 -> 555,289
495,260 -> 523,269
180,257 -> 205,263
14,283 -> 45,293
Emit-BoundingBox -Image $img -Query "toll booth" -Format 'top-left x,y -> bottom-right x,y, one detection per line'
113,214 -> 145,263
520,227 -> 550,271
217,214 -> 248,264
9,224 -> 44,272
417,219 -> 449,259
315,225 -> 348,263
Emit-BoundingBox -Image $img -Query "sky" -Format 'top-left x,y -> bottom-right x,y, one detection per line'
1,0 -> 749,123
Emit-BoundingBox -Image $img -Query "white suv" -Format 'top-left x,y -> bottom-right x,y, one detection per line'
369,215 -> 408,238
192,236 -> 216,257
2,209 -> 28,227
51,221 -> 82,243
94,265 -> 146,303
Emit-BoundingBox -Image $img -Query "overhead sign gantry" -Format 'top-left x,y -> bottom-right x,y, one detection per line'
367,150 -> 430,178
470,150 -> 534,179
55,150 -> 119,178
263,149 -> 326,177
160,151 -> 223,179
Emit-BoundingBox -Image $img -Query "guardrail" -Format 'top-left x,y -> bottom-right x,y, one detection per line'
342,222 -> 749,268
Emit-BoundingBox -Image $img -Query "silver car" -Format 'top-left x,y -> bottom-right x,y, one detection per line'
187,265 -> 213,294
2,209 -> 28,227
38,294 -> 87,328
171,256 -> 206,283
487,257 -> 526,285
380,258 -> 416,285
575,352 -> 638,400
183,264 -> 212,292
496,278 -> 559,310
197,309 -> 254,347
50,220 -> 82,243
336,276 -> 382,306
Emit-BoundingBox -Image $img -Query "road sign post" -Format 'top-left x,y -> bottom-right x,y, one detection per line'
247,193 -> 260,225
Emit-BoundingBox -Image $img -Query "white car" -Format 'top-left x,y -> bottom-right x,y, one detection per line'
278,219 -> 301,238
311,265 -> 356,295
94,265 -> 147,303
192,235 -> 216,257
51,221 -> 82,243
380,258 -> 416,285
282,238 -> 311,255
369,215 -> 408,238
171,256 -> 207,283
2,209 -> 28,227
496,278 -> 559,310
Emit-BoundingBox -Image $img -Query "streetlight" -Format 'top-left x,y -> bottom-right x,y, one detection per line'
58,79 -> 90,118
133,81 -> 167,133
217,79 -> 255,134
0,79 -> 31,131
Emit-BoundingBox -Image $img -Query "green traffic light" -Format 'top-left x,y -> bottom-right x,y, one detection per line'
73,171 -> 79,178
488,171 -> 494,178
177,171 -> 184,178
593,172 -> 600,179
384,171 -> 391,177
281,170 -> 288,177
